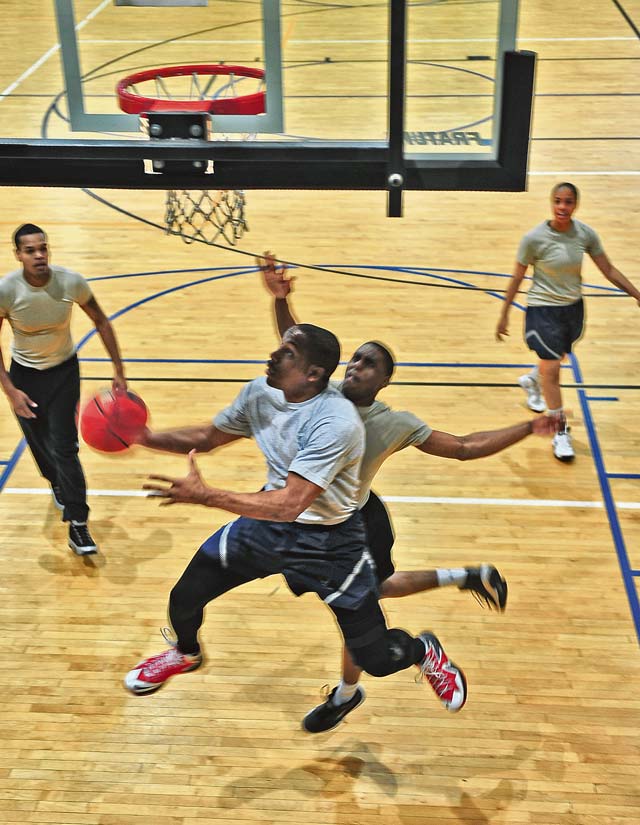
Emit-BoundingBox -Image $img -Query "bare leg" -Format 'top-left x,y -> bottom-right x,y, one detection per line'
538,357 -> 563,412
380,570 -> 438,598
342,644 -> 363,686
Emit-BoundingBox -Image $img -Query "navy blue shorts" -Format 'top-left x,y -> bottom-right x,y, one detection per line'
199,510 -> 379,610
524,299 -> 584,360
360,490 -> 395,583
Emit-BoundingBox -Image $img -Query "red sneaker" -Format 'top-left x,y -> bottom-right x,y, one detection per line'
125,632 -> 202,695
417,631 -> 467,712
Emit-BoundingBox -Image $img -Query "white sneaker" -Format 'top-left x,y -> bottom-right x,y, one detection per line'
552,429 -> 575,462
517,374 -> 546,413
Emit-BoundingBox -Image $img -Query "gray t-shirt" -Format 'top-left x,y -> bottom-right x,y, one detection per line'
214,376 -> 365,525
0,264 -> 93,369
333,381 -> 432,508
517,219 -> 604,306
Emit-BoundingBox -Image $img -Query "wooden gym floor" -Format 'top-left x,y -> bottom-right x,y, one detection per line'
0,2 -> 639,824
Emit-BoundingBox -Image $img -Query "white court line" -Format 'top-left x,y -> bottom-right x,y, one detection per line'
3,488 -> 639,509
0,0 -> 111,103
384,496 -> 640,510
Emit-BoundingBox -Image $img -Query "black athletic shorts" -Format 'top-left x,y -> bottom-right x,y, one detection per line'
360,490 -> 395,583
524,299 -> 584,360
199,510 -> 379,610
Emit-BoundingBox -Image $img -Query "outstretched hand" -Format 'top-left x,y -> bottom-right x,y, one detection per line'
531,415 -> 562,437
143,450 -> 210,506
257,250 -> 294,299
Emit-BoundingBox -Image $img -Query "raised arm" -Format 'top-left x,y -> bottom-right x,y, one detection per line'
79,296 -> 127,392
416,415 -> 557,461
256,250 -> 298,336
145,452 -> 323,521
590,252 -> 640,304
496,261 -> 528,341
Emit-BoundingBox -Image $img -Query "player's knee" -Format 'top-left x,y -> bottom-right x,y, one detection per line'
350,628 -> 417,676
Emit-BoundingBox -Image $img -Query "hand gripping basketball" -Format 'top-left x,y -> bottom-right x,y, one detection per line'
80,389 -> 148,453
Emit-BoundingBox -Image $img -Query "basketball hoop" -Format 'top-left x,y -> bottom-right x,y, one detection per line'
116,64 -> 265,246
116,64 -> 265,116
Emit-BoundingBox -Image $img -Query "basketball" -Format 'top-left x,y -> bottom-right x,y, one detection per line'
80,389 -> 148,453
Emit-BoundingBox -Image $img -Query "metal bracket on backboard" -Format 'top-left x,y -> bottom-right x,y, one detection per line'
145,112 -> 214,174
53,0 -> 284,134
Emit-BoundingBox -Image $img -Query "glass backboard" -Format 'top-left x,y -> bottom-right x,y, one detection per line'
0,0 -> 533,200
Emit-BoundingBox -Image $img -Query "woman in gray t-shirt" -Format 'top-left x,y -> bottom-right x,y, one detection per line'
496,182 -> 640,462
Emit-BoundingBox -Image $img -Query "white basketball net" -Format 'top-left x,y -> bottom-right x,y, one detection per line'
165,188 -> 248,246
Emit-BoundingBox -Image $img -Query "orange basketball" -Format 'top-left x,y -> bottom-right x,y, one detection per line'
80,389 -> 148,453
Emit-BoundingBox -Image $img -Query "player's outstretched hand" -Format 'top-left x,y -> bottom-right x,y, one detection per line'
531,415 -> 562,437
257,250 -> 295,299
144,450 -> 210,506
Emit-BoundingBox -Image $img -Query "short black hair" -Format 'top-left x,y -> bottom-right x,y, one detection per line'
552,182 -> 579,202
13,224 -> 46,249
294,323 -> 341,387
362,340 -> 395,378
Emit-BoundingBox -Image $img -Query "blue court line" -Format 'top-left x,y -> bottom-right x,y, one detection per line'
85,264 -> 252,282
79,357 -> 268,365
76,266 -> 257,348
77,356 -> 572,370
353,264 -> 623,294
571,353 -> 640,644
0,440 -> 27,489
585,396 -> 619,402
608,473 -> 640,479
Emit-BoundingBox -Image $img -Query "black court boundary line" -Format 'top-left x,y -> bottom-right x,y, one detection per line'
82,376 -> 640,390
612,0 -> 640,37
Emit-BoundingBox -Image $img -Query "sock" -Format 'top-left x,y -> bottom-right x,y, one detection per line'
333,680 -> 359,705
436,568 -> 468,587
547,407 -> 567,429
530,365 -> 540,382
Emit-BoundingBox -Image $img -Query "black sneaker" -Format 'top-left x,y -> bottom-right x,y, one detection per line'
460,564 -> 508,611
51,485 -> 64,511
68,522 -> 98,556
302,685 -> 365,733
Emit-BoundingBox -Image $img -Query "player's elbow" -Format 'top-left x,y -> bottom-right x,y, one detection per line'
454,437 -> 475,461
279,491 -> 319,522
280,499 -> 308,521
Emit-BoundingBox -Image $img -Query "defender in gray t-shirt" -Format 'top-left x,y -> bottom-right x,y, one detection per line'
259,251 -> 557,732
